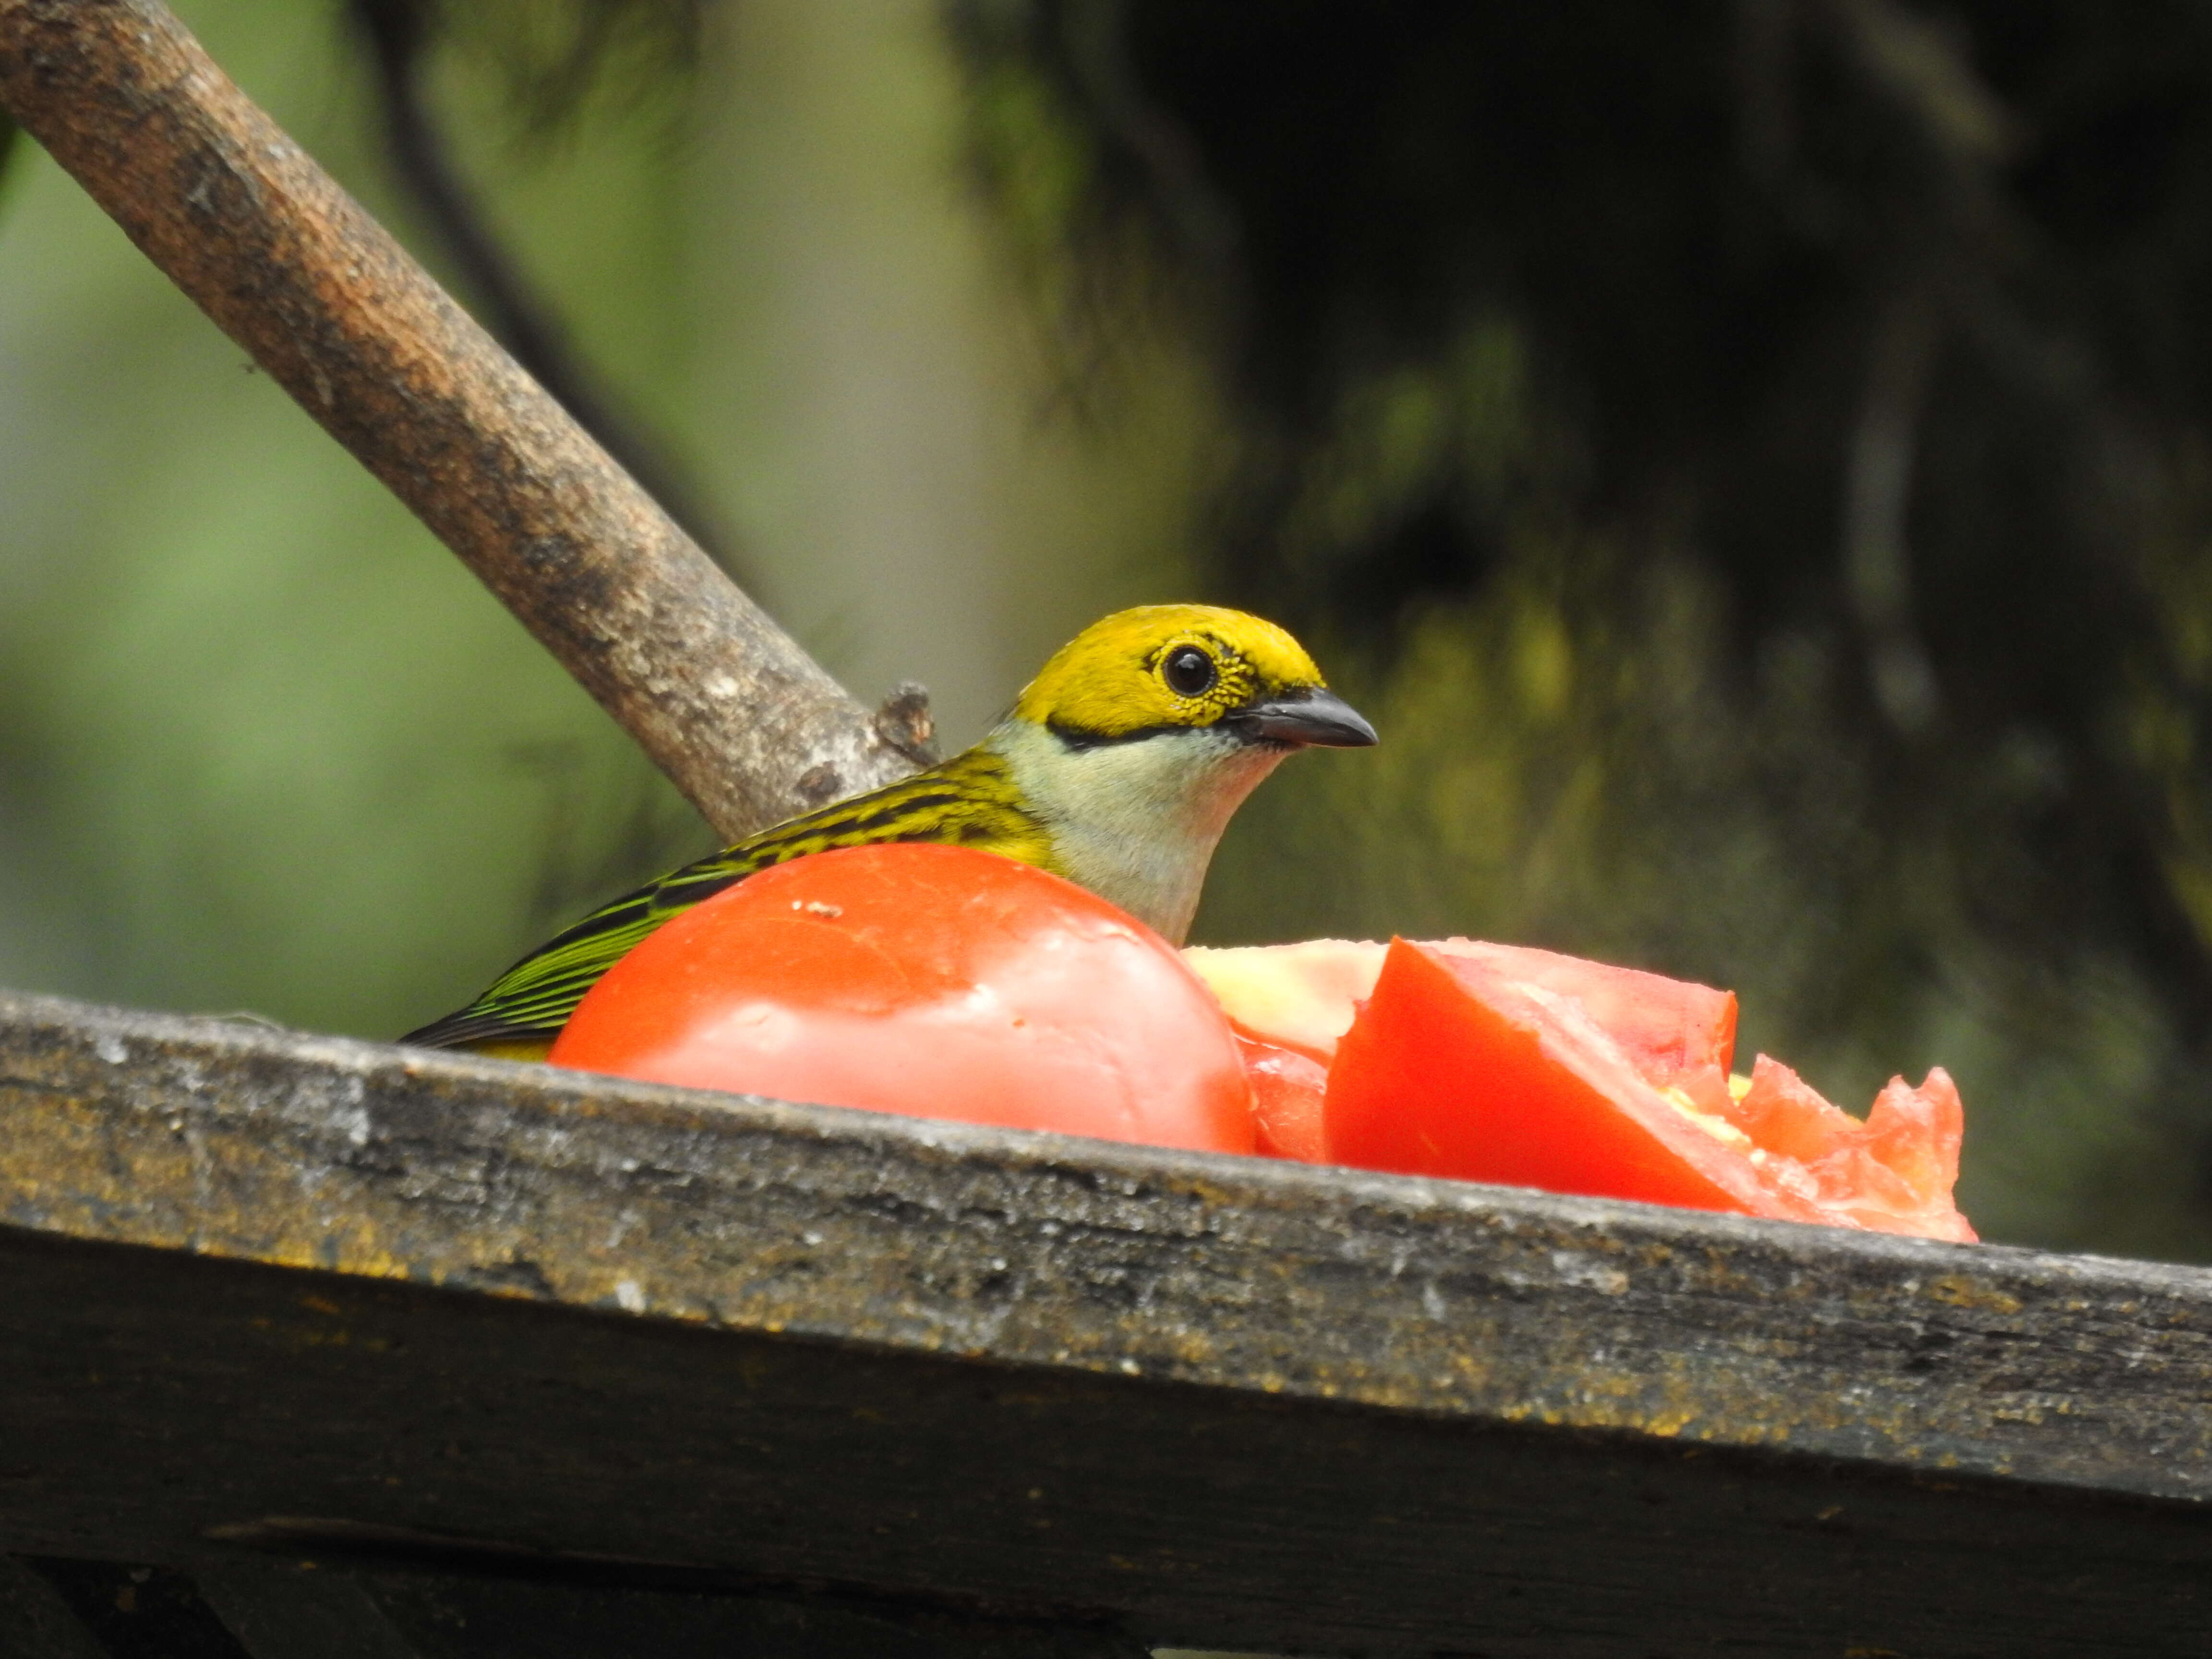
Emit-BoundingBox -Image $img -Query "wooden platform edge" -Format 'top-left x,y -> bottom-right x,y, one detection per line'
2,985 -> 2208,1507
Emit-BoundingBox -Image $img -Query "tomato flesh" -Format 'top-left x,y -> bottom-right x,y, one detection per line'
1187,938 -> 1737,1080
1317,938 -> 1973,1238
1429,941 -> 1737,1106
553,844 -> 1256,1154
1727,1056 -> 1973,1241
1233,1031 -> 1330,1161
1325,939 -> 1791,1214
1184,940 -> 1389,1060
1187,936 -> 1745,1163
554,863 -> 1969,1237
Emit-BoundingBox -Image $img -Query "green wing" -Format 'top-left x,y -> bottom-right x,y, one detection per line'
397,855 -> 759,1051
402,748 -> 1050,1053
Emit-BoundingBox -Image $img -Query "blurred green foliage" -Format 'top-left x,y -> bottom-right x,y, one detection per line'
0,0 -> 1190,1039
0,1 -> 716,1043
6,0 -> 2212,1261
958,0 -> 2212,1261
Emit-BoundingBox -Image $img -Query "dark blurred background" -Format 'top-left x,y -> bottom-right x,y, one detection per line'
6,0 -> 2212,1259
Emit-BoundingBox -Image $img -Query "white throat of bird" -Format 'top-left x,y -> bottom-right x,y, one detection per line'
986,718 -> 1291,945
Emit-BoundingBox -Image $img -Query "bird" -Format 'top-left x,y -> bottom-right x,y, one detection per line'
402,603 -> 1377,1060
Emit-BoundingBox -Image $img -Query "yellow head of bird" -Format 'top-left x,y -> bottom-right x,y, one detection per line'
1010,603 -> 1377,750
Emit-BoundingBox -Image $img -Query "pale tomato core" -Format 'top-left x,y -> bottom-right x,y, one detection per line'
553,844 -> 1256,1155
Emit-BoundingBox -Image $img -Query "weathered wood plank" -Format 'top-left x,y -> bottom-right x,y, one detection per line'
195,1563 -> 426,1659
0,1557 -> 107,1659
2,987 -> 2205,1497
188,1558 -> 1141,1659
1,988 -> 2210,1655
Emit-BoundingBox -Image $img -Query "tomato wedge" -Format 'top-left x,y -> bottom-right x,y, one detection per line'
1233,1031 -> 1331,1160
1325,939 -> 1787,1214
1431,940 -> 1737,1105
553,844 -> 1256,1154
1726,1055 -> 1974,1240
1319,938 -> 1973,1238
1187,936 -> 1743,1153
1188,938 -> 1735,1079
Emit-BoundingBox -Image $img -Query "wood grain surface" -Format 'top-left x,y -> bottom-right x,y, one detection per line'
2,989 -> 2209,1655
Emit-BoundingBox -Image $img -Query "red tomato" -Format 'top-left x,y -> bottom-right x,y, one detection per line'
1322,939 -> 1974,1239
1186,938 -> 1736,1079
1325,939 -> 1789,1214
1729,1056 -> 1974,1241
553,844 -> 1256,1154
1429,941 -> 1738,1100
1233,1031 -> 1329,1161
1186,937 -> 1742,1162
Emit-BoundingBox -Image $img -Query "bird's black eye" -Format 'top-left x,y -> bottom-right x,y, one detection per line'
1162,645 -> 1217,697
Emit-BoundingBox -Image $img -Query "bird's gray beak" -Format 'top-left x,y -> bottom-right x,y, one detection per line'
1231,686 -> 1379,748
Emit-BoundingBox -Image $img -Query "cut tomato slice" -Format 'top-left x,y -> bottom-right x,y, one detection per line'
1186,938 -> 1737,1082
1429,941 -> 1737,1106
1727,1056 -> 1974,1241
1324,939 -> 1800,1215
1233,1030 -> 1330,1161
1318,938 -> 1975,1239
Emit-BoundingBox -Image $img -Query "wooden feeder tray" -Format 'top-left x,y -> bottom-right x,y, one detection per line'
3,988 -> 2209,1656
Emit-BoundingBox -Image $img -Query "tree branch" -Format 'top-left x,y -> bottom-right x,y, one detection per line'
345,0 -> 738,576
0,0 -> 922,842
